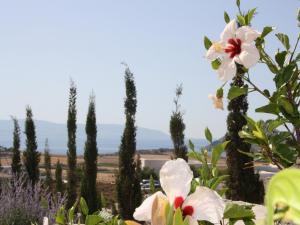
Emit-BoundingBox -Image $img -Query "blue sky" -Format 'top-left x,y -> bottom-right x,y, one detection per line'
0,0 -> 299,139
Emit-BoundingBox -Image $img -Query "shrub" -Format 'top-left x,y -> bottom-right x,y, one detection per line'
0,173 -> 66,225
140,166 -> 158,180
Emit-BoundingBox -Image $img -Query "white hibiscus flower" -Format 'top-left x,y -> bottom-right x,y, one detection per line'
133,158 -> 225,225
206,19 -> 261,81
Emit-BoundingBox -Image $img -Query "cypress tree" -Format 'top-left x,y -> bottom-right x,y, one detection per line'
225,65 -> 264,203
23,106 -> 40,185
11,117 -> 21,175
66,80 -> 77,209
170,84 -> 188,161
81,95 -> 99,212
117,66 -> 141,219
55,160 -> 63,193
44,138 -> 52,189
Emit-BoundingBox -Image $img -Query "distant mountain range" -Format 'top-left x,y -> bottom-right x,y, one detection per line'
0,120 -> 207,154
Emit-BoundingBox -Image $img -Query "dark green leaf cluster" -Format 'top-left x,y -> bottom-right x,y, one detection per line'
23,106 -> 40,185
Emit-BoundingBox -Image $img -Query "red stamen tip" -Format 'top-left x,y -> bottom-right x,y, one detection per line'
182,205 -> 194,217
174,196 -> 184,209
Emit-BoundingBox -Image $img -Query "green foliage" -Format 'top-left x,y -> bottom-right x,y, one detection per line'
266,169 -> 300,225
117,66 -> 141,219
55,160 -> 64,193
240,117 -> 298,168
56,197 -> 123,225
204,36 -> 212,50
211,59 -> 221,70
44,138 -> 52,189
204,127 -> 213,143
67,80 -> 78,209
81,95 -> 100,213
11,117 -> 21,175
23,106 -> 40,185
188,130 -> 229,196
224,11 -> 230,23
170,84 -> 188,161
149,175 -> 155,194
275,33 -> 290,50
224,203 -> 256,225
140,166 -> 158,180
227,86 -> 248,100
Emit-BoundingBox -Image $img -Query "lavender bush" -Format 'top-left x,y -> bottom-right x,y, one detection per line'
0,173 -> 66,225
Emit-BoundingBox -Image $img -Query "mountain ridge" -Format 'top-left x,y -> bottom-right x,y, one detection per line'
0,119 -> 207,154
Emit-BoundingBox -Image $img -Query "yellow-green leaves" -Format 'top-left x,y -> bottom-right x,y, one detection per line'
266,169 -> 300,225
227,86 -> 248,100
276,33 -> 290,50
224,11 -> 230,23
205,127 -> 213,143
80,197 -> 89,216
204,36 -> 212,50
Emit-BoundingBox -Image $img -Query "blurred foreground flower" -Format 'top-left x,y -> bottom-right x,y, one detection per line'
130,158 -> 225,225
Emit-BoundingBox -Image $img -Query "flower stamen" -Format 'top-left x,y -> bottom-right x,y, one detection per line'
224,38 -> 241,58
174,196 -> 184,209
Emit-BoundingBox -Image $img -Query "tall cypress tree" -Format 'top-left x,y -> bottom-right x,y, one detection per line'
23,106 -> 40,185
44,138 -> 52,189
81,95 -> 99,212
11,117 -> 21,175
117,66 -> 141,219
66,80 -> 77,209
225,65 -> 264,203
170,84 -> 188,161
55,160 -> 63,193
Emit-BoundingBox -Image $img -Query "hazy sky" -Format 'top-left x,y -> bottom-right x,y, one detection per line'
0,0 -> 299,139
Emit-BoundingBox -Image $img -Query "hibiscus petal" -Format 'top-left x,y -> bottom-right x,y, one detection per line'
182,187 -> 225,224
238,43 -> 260,68
206,42 -> 224,61
186,216 -> 199,225
159,158 -> 193,204
43,217 -> 49,225
133,191 -> 167,222
220,20 -> 236,42
236,26 -> 261,43
217,57 -> 236,81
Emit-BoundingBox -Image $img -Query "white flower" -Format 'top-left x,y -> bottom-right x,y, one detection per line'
43,217 -> 48,225
208,94 -> 224,110
206,20 -> 260,81
133,158 -> 225,225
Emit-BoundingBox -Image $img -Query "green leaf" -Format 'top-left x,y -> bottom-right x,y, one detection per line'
204,127 -> 213,143
209,175 -> 229,190
224,203 -> 255,219
267,118 -> 286,132
236,0 -> 240,7
266,169 -> 300,225
85,215 -> 102,225
204,36 -> 212,50
255,103 -> 279,115
55,207 -> 65,225
211,59 -> 221,70
278,97 -> 294,114
68,206 -> 75,223
227,86 -> 248,100
261,26 -> 274,38
245,8 -> 256,25
237,15 -> 245,26
224,11 -> 230,23
80,197 -> 89,216
188,139 -> 195,150
273,143 -> 297,165
243,219 -> 255,225
211,141 -> 230,167
276,33 -> 290,50
275,51 -> 288,68
165,203 -> 174,225
274,64 -> 296,87
173,208 -> 183,225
